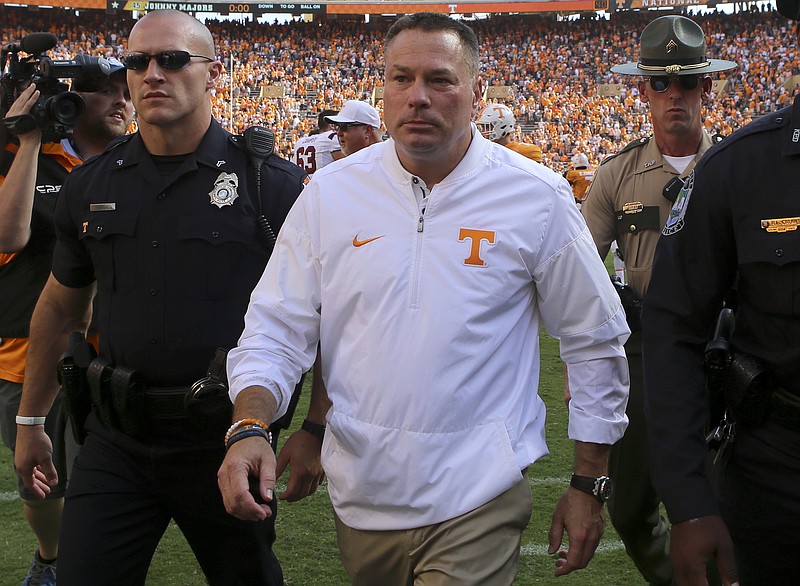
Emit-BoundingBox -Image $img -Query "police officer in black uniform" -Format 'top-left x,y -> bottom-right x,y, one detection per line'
642,2 -> 800,584
14,11 -> 306,586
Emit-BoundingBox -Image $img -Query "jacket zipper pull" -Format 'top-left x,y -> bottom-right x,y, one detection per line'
417,215 -> 424,233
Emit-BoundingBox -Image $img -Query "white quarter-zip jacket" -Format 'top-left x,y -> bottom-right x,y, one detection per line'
229,130 -> 630,531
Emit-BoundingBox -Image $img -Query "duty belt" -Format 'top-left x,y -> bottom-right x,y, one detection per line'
143,387 -> 191,420
85,357 -> 232,437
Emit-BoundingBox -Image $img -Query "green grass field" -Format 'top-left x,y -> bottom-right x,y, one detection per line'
0,331 -> 647,585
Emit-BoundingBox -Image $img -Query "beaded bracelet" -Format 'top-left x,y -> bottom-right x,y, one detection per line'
225,417 -> 270,445
225,427 -> 271,451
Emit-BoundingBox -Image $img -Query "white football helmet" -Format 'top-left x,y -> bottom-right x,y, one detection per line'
571,153 -> 590,168
476,103 -> 515,141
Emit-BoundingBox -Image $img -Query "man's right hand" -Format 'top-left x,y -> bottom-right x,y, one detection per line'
13,424 -> 57,499
217,435 -> 276,522
671,516 -> 739,586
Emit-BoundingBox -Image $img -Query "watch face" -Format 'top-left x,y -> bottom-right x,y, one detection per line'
596,477 -> 614,502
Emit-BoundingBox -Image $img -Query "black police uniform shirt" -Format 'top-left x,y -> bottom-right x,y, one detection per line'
642,95 -> 800,524
51,120 -> 306,387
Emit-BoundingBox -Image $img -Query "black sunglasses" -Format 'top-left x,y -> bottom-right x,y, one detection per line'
335,123 -> 366,131
648,75 -> 701,93
122,51 -> 214,71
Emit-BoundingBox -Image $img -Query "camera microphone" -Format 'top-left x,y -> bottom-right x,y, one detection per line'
20,32 -> 57,56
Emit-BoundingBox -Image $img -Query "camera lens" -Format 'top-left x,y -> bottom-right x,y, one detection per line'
45,92 -> 85,125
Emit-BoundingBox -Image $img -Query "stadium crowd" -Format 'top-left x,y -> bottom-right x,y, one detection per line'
1,4 -> 797,171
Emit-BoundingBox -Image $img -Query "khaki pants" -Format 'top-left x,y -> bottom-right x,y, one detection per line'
335,471 -> 532,586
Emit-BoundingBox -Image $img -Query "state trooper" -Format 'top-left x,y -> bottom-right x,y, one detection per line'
580,15 -> 735,586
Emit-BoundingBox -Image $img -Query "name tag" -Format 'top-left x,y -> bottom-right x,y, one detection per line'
89,203 -> 116,212
761,217 -> 800,233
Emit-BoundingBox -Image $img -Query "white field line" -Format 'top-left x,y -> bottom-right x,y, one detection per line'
524,477 -> 626,555
529,476 -> 570,486
1,490 -> 19,502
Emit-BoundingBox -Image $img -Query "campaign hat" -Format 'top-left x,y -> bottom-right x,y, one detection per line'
612,16 -> 736,76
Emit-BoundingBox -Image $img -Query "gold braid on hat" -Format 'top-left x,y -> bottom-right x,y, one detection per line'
637,61 -> 711,74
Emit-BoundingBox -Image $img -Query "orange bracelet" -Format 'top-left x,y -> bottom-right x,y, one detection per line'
224,426 -> 272,450
224,418 -> 269,444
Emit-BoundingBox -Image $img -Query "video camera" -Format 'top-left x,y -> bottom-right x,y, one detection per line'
1,32 -> 113,141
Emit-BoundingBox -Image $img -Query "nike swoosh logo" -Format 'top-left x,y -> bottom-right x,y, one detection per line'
352,234 -> 385,247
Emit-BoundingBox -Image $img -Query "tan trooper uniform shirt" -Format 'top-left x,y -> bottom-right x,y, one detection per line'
581,132 -> 716,300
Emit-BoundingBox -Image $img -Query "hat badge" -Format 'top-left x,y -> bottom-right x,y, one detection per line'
666,39 -> 678,53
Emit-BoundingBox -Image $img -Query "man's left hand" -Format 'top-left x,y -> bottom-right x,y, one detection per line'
275,429 -> 325,502
547,487 -> 605,576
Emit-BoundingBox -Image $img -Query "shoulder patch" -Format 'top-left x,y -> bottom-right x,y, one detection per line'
600,136 -> 650,167
662,170 -> 694,235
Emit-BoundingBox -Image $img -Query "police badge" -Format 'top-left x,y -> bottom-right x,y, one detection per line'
209,172 -> 239,208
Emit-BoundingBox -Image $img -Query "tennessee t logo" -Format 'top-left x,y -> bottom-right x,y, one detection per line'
459,228 -> 495,266
491,105 -> 508,119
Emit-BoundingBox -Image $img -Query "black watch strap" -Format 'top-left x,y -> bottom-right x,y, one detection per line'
570,474 -> 614,503
301,419 -> 326,442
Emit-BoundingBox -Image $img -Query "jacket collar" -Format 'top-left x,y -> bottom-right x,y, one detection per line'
381,124 -> 490,187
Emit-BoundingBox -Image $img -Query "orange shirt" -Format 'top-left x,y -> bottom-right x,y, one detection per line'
505,141 -> 543,164
0,142 -> 82,382
565,167 -> 595,202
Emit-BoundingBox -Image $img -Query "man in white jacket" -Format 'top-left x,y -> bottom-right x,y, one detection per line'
219,12 -> 630,584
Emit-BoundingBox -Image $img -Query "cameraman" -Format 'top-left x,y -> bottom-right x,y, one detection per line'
0,57 -> 132,586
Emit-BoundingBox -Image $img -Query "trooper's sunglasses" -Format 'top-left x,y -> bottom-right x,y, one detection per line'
122,51 -> 214,71
648,75 -> 701,92
335,123 -> 366,131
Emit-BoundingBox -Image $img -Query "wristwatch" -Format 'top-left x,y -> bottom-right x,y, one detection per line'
570,474 -> 614,503
301,419 -> 326,442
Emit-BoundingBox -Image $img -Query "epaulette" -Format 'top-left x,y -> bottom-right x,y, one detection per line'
105,133 -> 134,151
229,133 -> 307,183
74,134 -> 135,171
599,136 -> 650,167
264,152 -> 307,177
700,102 -> 795,163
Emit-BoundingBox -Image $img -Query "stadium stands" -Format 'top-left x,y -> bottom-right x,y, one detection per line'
1,5 -> 796,171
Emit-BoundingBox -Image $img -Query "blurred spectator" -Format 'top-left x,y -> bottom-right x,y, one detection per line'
292,108 -> 342,175
564,152 -> 595,204
476,102 -> 543,163
0,7 -> 796,175
326,100 -> 383,156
